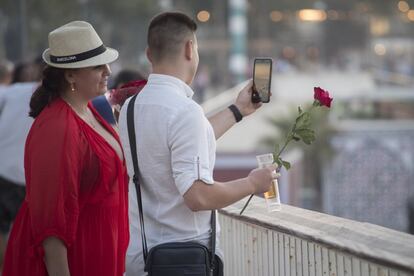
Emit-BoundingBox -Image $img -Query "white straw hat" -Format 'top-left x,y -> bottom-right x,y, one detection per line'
42,21 -> 118,69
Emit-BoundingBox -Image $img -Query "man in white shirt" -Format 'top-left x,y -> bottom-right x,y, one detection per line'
119,12 -> 278,276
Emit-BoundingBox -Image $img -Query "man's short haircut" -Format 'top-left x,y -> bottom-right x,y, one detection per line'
148,12 -> 197,63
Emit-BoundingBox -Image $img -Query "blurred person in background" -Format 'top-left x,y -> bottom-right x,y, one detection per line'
193,64 -> 210,104
0,57 -> 43,272
2,21 -> 129,276
0,60 -> 14,88
11,62 -> 33,83
111,69 -> 145,89
11,57 -> 44,84
91,68 -> 145,127
0,82 -> 37,274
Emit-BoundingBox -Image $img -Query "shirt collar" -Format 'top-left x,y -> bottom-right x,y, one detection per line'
148,74 -> 194,99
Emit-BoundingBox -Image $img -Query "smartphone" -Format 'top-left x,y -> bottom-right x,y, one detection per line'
252,58 -> 273,103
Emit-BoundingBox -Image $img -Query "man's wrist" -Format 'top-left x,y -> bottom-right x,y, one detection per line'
244,177 -> 256,195
228,104 -> 243,123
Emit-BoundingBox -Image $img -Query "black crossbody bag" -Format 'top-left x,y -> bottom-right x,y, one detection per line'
126,94 -> 216,276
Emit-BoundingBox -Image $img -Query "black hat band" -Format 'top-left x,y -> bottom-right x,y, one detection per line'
50,44 -> 106,64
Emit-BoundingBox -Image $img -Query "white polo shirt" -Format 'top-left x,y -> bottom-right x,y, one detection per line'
119,74 -> 222,276
0,82 -> 37,185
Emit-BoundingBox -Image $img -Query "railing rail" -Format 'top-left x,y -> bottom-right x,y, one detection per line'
218,197 -> 414,276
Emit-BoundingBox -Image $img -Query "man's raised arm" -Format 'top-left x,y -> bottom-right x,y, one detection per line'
207,80 -> 262,139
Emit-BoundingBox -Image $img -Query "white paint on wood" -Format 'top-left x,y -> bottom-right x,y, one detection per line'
308,242 -> 316,276
344,255 -> 352,276
224,216 -> 229,276
251,227 -> 257,276
315,244 -> 323,276
271,231 -> 277,276
296,238 -> 303,276
236,218 -> 242,276
377,266 -> 389,276
229,217 -> 234,276
261,230 -> 267,276
255,228 -> 261,276
337,254 -> 345,276
278,233 -> 285,276
247,222 -> 252,276
285,234 -> 291,276
260,229 -> 265,276
352,256 -> 361,276
322,247 -> 329,276
329,249 -> 337,276
302,240 -> 309,276
389,271 -> 398,276
370,264 -> 378,276
237,221 -> 243,276
361,261 -> 369,275
290,236 -> 297,276
218,213 -> 413,276
243,222 -> 249,276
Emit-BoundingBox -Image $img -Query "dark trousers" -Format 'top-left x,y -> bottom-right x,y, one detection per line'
0,176 -> 25,234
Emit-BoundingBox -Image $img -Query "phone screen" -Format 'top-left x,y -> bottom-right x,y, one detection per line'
253,58 -> 272,103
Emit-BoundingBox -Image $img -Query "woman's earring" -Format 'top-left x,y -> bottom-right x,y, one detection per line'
70,83 -> 75,92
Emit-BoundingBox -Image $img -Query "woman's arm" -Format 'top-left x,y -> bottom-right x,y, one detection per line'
42,237 -> 71,276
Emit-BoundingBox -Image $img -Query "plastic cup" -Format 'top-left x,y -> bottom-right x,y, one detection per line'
256,153 -> 281,212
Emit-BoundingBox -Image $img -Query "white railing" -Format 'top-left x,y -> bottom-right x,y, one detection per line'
218,197 -> 414,276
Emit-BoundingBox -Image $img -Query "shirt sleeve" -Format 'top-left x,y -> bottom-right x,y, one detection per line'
26,112 -> 83,254
169,103 -> 214,195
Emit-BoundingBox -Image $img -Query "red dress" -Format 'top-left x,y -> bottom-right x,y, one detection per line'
2,98 -> 129,276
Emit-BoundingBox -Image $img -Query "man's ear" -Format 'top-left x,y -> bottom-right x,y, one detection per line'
184,40 -> 193,61
145,47 -> 153,63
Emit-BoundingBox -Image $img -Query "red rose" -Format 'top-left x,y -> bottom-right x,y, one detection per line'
314,87 -> 333,108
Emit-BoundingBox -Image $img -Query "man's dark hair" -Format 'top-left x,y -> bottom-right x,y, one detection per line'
147,12 -> 197,63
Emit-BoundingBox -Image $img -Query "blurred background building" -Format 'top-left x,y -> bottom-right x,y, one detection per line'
2,0 -> 414,88
1,0 -> 414,233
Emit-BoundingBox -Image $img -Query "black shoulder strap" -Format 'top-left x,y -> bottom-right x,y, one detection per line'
211,210 -> 216,272
126,94 -> 149,261
126,94 -> 216,270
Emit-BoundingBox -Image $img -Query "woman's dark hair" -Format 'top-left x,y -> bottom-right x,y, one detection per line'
29,66 -> 69,118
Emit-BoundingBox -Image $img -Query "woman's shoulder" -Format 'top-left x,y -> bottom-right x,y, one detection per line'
29,98 -> 81,140
36,98 -> 76,125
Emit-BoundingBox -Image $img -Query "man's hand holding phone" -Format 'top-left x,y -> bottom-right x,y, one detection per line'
234,80 -> 262,118
231,58 -> 273,119
252,58 -> 273,103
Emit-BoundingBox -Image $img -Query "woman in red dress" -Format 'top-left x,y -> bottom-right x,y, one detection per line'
2,21 -> 129,276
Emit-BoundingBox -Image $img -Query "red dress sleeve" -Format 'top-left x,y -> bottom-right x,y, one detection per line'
25,106 -> 85,254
